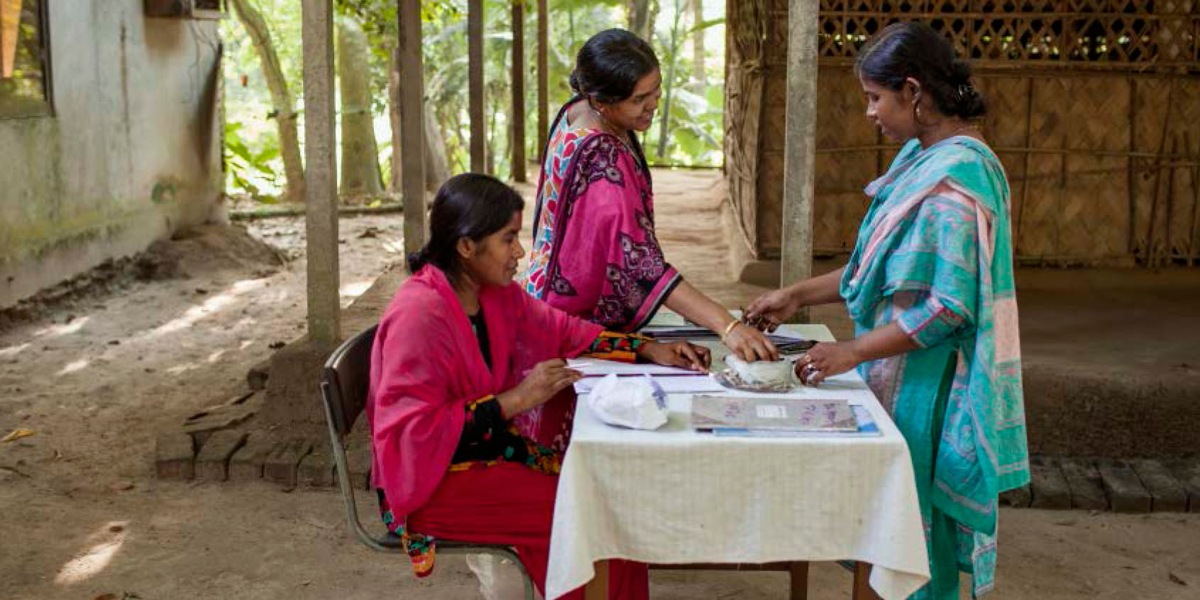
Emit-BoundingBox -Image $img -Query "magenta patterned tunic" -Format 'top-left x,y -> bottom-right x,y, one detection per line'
521,98 -> 681,332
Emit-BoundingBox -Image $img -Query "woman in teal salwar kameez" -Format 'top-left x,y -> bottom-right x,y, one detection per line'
747,22 -> 1030,599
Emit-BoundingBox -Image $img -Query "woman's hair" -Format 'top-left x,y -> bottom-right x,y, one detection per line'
854,22 -> 986,120
406,173 -> 525,274
569,28 -> 660,105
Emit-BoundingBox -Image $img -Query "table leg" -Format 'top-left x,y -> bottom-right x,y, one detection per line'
852,562 -> 882,600
789,561 -> 810,600
583,559 -> 609,600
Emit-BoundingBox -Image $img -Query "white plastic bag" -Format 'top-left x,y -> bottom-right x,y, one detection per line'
726,355 -> 799,387
586,374 -> 668,430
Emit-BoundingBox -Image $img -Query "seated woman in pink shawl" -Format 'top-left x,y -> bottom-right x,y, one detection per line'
522,28 -> 777,362
367,174 -> 708,599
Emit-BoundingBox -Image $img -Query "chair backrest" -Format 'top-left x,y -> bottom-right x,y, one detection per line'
322,324 -> 379,438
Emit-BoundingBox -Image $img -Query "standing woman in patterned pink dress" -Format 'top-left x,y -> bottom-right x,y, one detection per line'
522,28 -> 777,362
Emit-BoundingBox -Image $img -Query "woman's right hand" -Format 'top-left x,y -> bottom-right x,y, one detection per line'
497,359 -> 583,417
723,323 -> 779,362
745,288 -> 804,332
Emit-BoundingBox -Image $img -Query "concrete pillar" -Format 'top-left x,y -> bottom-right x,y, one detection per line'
397,0 -> 427,256
780,0 -> 819,322
301,0 -> 340,342
469,0 -> 486,173
537,0 -> 549,160
511,0 -> 527,182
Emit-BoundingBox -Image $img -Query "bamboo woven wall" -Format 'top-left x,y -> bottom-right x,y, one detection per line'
725,0 -> 1200,266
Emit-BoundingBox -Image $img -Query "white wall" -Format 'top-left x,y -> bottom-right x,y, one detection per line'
0,1 -> 223,308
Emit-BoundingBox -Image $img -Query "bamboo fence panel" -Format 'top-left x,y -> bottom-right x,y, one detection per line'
726,0 -> 1200,266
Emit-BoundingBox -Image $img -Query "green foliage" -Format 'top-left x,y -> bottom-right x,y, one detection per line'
224,121 -> 282,202
222,0 -> 728,201
642,0 -> 725,166
222,0 -> 304,201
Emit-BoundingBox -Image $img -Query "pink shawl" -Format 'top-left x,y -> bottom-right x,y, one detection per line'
366,265 -> 603,518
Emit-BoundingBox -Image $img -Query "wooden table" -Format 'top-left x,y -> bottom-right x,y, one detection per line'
582,559 -> 883,599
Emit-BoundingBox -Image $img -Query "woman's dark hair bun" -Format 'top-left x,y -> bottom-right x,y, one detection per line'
570,28 -> 659,105
949,59 -> 972,84
405,247 -> 431,275
855,22 -> 987,120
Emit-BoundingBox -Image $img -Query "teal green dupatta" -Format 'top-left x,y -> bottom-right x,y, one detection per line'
840,137 -> 1030,598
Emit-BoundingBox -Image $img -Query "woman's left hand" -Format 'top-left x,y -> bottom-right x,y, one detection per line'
794,341 -> 862,386
638,340 -> 712,372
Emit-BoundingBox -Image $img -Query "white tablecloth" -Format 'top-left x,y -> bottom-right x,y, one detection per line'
545,325 -> 930,600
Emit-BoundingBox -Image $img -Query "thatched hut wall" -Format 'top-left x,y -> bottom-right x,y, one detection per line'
725,0 -> 1200,267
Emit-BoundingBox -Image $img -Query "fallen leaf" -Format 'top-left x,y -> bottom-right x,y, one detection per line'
1169,572 -> 1188,586
1,429 -> 36,443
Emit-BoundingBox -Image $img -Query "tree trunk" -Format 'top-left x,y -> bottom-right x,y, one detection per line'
389,47 -> 450,193
230,0 -> 305,203
656,0 -> 683,159
468,0 -> 486,173
388,43 -> 402,194
627,0 -> 651,41
336,16 -> 383,198
487,93 -> 497,176
537,0 -> 548,161
648,0 -> 660,42
423,101 -> 451,191
691,0 -> 705,87
510,0 -> 527,182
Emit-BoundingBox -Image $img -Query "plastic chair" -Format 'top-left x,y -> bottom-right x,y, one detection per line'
320,325 -> 536,599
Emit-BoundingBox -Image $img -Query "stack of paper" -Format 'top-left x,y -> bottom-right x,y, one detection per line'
566,358 -> 703,378
691,395 -> 858,432
710,405 -> 881,438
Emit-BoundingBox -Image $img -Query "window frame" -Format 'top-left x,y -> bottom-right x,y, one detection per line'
1,0 -> 54,120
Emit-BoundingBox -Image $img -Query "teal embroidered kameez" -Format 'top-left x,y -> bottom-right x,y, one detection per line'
840,136 -> 1030,599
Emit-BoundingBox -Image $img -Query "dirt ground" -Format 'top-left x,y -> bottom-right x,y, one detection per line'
2,170 -> 1198,600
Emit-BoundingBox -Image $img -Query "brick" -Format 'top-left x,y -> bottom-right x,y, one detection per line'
263,438 -> 313,487
155,432 -> 195,480
999,484 -> 1032,508
247,359 -> 270,391
1174,462 -> 1200,513
194,430 -> 249,482
183,392 -> 260,437
1132,460 -> 1188,513
1060,458 -> 1108,511
1097,460 -> 1152,513
1029,456 -> 1072,509
228,433 -> 275,482
298,446 -> 335,487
